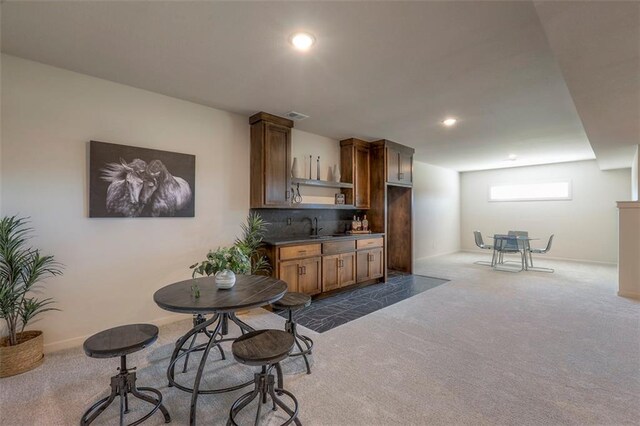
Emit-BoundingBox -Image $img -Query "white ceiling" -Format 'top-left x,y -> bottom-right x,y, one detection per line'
1,1 -> 634,172
534,1 -> 640,171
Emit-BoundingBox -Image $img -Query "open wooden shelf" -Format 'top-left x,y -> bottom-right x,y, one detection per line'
292,178 -> 354,189
269,203 -> 362,210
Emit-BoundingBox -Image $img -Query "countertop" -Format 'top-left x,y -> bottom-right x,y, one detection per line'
263,233 -> 385,246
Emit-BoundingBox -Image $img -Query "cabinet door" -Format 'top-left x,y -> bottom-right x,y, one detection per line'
354,145 -> 370,209
322,255 -> 341,292
369,248 -> 384,279
278,259 -> 300,292
398,152 -> 412,185
356,250 -> 371,282
299,257 -> 322,295
386,147 -> 401,184
264,123 -> 291,205
340,252 -> 357,287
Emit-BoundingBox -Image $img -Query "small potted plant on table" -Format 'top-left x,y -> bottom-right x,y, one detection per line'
190,213 -> 270,293
0,216 -> 62,377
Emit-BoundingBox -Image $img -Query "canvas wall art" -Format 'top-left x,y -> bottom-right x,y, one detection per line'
89,141 -> 195,217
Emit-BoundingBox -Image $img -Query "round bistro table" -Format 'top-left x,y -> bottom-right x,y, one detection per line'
153,275 -> 287,425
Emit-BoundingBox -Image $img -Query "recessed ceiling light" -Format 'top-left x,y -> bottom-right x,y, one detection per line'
442,118 -> 457,127
289,32 -> 315,51
508,154 -> 518,161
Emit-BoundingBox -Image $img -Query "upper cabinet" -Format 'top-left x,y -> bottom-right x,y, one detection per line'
373,140 -> 414,186
340,138 -> 370,209
250,112 -> 293,208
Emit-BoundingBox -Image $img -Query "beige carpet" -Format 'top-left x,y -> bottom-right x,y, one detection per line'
1,252 -> 638,425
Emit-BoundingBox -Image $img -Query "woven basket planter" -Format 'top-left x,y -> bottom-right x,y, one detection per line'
0,330 -> 44,378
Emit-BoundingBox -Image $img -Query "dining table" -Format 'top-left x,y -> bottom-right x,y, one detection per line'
153,274 -> 288,425
491,234 -> 539,271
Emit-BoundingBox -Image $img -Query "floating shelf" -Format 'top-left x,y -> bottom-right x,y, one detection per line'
266,203 -> 363,210
291,178 -> 354,189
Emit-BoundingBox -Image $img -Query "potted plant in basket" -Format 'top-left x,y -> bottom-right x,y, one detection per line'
190,213 -> 270,292
0,216 -> 62,377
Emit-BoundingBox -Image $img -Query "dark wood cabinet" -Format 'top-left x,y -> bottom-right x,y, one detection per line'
299,257 -> 322,295
278,256 -> 321,296
385,144 -> 413,186
370,139 -> 415,275
250,112 -> 293,208
279,259 -> 300,293
322,252 -> 356,292
356,248 -> 384,282
340,138 -> 370,209
267,236 -> 384,297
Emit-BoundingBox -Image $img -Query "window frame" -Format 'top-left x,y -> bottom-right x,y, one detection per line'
488,180 -> 573,202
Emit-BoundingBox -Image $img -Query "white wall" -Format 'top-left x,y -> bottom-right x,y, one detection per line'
1,55 -> 250,350
632,145 -> 639,201
290,129 -> 340,204
461,160 -> 630,263
413,161 -> 460,259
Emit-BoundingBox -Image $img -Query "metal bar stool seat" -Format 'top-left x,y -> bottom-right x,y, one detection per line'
228,330 -> 302,426
81,324 -> 171,426
272,292 -> 314,374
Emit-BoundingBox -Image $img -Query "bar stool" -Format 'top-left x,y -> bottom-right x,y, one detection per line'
228,330 -> 301,426
272,292 -> 314,374
81,324 -> 171,425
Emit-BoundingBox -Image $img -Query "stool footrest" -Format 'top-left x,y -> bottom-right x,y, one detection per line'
80,360 -> 171,426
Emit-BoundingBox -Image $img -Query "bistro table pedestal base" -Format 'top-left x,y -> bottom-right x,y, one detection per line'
153,275 -> 289,426
168,312 -> 257,425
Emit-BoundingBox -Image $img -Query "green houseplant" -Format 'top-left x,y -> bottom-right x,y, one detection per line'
190,246 -> 251,278
0,216 -> 62,377
234,212 -> 270,275
189,213 -> 270,292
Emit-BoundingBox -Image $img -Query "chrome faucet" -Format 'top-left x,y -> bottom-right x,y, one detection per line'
311,217 -> 323,236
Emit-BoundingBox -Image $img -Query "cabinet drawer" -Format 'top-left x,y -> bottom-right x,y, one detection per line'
280,244 -> 321,260
323,240 -> 356,255
356,237 -> 383,250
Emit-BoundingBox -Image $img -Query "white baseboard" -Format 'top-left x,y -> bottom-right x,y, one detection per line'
43,313 -> 185,353
460,249 -> 617,266
414,250 -> 460,263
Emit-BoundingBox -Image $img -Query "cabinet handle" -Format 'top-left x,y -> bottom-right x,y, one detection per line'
302,265 -> 307,275
298,266 -> 303,276
369,253 -> 374,262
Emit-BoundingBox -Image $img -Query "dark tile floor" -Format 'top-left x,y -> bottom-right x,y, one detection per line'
276,272 -> 449,333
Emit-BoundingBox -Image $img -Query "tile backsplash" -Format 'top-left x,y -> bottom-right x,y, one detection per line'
252,208 -> 367,239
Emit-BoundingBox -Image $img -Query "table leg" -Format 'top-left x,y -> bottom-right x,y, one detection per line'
168,314 -> 219,386
189,318 -> 223,426
228,312 -> 255,334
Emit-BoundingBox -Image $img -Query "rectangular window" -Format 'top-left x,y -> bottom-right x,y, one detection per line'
489,181 -> 572,202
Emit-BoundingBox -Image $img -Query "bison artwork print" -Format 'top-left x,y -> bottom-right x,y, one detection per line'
89,141 -> 195,217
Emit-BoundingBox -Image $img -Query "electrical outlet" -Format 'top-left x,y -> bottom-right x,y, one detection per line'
287,217 -> 292,226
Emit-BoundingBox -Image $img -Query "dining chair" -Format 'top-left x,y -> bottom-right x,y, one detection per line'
528,235 -> 554,272
473,231 -> 496,266
494,235 -> 526,271
508,230 -> 531,267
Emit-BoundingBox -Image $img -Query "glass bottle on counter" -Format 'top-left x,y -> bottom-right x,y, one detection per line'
352,215 -> 359,232
362,215 -> 369,231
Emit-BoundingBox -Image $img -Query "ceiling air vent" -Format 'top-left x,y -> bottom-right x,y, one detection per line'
284,111 -> 309,121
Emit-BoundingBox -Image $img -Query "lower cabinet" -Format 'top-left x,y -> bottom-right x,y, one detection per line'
278,256 -> 322,296
356,248 -> 384,282
322,252 -> 356,292
273,237 -> 384,297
